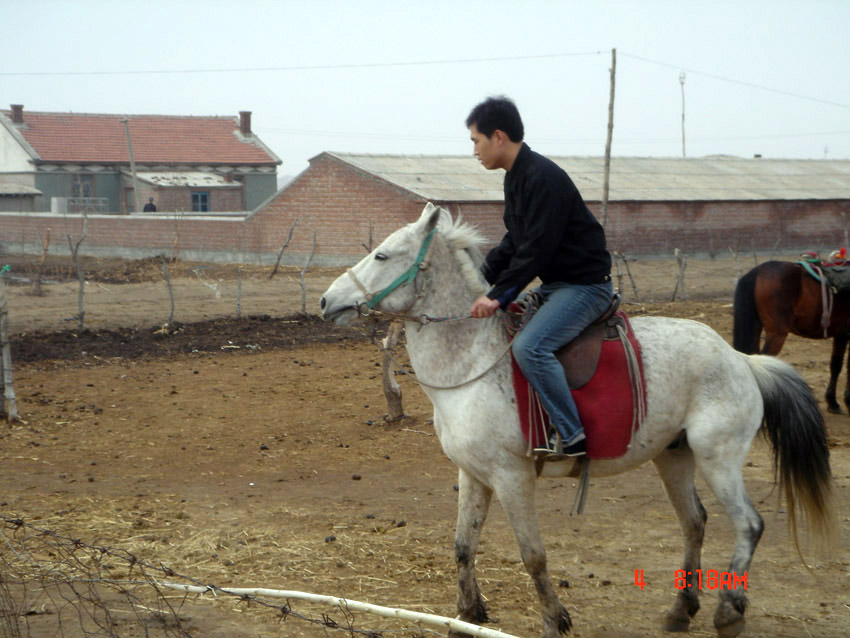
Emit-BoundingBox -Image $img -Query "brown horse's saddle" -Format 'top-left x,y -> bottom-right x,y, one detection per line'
799,250 -> 850,294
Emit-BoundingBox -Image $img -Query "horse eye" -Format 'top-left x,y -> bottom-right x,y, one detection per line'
375,253 -> 388,261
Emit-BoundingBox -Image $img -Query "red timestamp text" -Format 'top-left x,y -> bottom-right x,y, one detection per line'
674,569 -> 747,590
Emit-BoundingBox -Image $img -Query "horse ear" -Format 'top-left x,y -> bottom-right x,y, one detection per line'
420,202 -> 443,233
419,202 -> 437,221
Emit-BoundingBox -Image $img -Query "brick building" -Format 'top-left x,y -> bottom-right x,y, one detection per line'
1,150 -> 849,265
255,152 -> 850,261
0,105 -> 280,214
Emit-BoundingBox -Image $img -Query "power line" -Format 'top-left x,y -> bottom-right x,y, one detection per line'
5,48 -> 846,112
619,51 -> 850,110
0,51 -> 603,77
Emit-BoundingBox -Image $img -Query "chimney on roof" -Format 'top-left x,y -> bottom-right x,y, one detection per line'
239,111 -> 252,135
10,104 -> 24,124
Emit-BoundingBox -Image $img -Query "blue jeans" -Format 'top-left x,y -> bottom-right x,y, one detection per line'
512,281 -> 614,445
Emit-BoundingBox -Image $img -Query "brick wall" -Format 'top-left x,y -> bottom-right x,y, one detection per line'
248,154 -> 427,262
1,153 -> 849,265
597,199 -> 850,256
142,187 -> 244,214
0,211 -> 252,260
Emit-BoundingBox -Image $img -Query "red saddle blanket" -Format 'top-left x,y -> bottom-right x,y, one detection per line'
512,311 -> 646,460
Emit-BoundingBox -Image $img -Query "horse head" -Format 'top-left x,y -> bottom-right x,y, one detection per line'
320,203 -> 485,324
319,202 -> 445,324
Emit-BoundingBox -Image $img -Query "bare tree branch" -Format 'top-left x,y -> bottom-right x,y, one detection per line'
269,218 -> 298,280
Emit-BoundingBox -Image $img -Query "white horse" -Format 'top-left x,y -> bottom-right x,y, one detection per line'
319,203 -> 838,638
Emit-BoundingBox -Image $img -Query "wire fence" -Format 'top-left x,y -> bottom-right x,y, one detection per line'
1,515 -> 511,638
0,246 -> 812,338
0,247 -> 846,637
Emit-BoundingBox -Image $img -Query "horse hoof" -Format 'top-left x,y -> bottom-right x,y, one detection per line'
714,599 -> 746,638
662,611 -> 691,632
715,618 -> 745,637
542,605 -> 572,637
826,405 -> 842,415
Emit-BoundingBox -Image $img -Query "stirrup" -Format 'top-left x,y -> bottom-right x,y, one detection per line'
532,432 -> 562,459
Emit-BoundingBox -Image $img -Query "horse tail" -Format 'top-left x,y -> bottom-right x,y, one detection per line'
745,354 -> 839,559
733,266 -> 762,353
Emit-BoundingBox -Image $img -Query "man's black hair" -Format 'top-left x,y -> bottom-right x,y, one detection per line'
465,96 -> 524,142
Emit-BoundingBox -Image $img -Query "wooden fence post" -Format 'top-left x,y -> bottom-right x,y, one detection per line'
300,230 -> 317,314
0,278 -> 18,421
160,255 -> 175,328
381,322 -> 404,422
67,215 -> 88,330
671,248 -> 688,301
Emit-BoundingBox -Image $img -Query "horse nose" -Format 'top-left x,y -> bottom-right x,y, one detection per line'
319,296 -> 326,311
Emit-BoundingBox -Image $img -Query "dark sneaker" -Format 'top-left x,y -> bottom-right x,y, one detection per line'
562,438 -> 587,457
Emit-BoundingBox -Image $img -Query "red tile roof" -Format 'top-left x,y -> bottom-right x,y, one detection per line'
2,110 -> 279,165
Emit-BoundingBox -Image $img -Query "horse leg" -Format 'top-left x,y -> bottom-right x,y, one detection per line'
653,444 -> 706,632
826,335 -> 848,414
691,451 -> 764,637
448,468 -> 493,637
759,329 -> 788,356
844,336 -> 850,414
494,471 -> 571,638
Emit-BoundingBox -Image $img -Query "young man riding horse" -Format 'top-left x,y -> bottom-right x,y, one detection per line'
466,96 -> 613,458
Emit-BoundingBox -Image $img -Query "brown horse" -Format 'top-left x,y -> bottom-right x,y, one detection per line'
733,260 -> 850,414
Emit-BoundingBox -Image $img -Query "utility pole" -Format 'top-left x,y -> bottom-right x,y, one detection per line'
121,118 -> 141,214
679,72 -> 686,158
601,47 -> 616,228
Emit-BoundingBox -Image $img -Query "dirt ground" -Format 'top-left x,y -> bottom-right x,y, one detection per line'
0,253 -> 848,638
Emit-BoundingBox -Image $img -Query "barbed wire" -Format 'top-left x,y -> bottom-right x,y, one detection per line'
0,515 -> 439,638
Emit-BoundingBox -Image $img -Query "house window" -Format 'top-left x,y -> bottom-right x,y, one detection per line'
72,174 -> 95,198
191,191 -> 210,212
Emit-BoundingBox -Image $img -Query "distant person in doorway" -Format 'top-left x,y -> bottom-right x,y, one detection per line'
143,197 -> 157,212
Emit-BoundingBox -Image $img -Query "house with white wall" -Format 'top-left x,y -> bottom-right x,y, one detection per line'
0,104 -> 281,214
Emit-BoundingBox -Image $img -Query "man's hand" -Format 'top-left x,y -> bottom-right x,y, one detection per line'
470,296 -> 501,318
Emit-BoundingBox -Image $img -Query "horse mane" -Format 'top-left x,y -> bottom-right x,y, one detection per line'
436,210 -> 488,297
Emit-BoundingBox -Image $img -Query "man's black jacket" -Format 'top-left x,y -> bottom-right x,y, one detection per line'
482,143 -> 611,307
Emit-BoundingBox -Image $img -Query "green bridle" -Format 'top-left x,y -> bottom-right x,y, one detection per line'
347,228 -> 437,311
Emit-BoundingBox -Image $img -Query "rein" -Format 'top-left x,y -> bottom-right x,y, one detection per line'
357,305 -> 472,326
384,336 -> 513,391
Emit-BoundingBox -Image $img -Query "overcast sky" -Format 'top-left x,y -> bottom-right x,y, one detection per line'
3,0 -> 849,178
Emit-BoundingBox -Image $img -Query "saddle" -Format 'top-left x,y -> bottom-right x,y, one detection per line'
557,294 -> 623,388
508,293 -> 647,461
799,248 -> 850,293
797,249 -> 850,336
